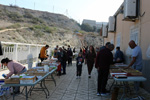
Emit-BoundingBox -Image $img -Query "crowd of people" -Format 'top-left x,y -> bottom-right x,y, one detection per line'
1,40 -> 142,96
75,40 -> 142,96
42,45 -> 74,76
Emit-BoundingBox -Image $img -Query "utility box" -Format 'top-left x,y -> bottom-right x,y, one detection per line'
124,0 -> 138,19
102,25 -> 108,38
108,16 -> 115,32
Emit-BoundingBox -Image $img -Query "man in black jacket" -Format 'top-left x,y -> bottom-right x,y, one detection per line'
96,44 -> 114,96
59,47 -> 67,75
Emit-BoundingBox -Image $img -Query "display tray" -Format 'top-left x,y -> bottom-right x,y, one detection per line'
111,68 -> 143,76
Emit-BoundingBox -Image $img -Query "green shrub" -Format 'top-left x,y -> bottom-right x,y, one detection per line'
24,11 -> 34,18
31,17 -> 44,24
78,30 -> 87,34
34,30 -> 44,37
6,23 -> 21,29
43,26 -> 52,33
34,25 -> 42,29
0,28 -> 4,30
81,24 -> 92,32
8,12 -> 23,22
29,26 -> 34,30
31,25 -> 53,33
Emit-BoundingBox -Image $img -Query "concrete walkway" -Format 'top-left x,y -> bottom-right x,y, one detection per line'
2,61 -> 150,100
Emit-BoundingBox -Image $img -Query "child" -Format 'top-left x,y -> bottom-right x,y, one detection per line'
76,53 -> 84,79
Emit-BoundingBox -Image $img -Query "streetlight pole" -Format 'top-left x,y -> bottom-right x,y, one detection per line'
15,0 -> 16,6
34,2 -> 35,10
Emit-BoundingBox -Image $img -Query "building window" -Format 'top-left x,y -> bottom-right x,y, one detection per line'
126,26 -> 139,55
116,34 -> 121,46
130,27 -> 139,44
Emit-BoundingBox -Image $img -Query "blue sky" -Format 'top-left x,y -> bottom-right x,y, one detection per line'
0,0 -> 124,23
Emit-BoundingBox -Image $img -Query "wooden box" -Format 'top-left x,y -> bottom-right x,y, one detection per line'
33,72 -> 46,76
5,78 -> 20,84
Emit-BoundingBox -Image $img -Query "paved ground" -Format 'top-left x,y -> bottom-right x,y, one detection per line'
1,61 -> 150,100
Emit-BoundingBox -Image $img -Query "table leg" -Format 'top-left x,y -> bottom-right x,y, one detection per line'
13,87 -> 15,100
21,86 -> 25,94
109,80 -> 115,91
25,86 -> 28,100
43,79 -> 49,96
123,82 -> 131,94
51,74 -> 56,86
29,86 -> 34,96
26,86 -> 33,96
120,84 -> 125,100
40,81 -> 47,98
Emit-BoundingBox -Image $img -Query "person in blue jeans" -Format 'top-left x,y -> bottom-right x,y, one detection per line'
76,53 -> 84,79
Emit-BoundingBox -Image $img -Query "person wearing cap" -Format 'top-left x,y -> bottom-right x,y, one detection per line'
39,45 -> 49,62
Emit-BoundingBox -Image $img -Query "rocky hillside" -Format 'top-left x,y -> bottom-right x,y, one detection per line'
0,4 -> 103,48
84,34 -> 103,47
0,4 -> 80,30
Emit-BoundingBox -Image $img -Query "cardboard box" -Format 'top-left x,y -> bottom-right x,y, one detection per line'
20,76 -> 36,84
33,72 -> 46,76
5,78 -> 20,84
27,72 -> 46,76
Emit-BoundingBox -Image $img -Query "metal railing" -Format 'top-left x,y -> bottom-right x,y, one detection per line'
0,41 -> 52,69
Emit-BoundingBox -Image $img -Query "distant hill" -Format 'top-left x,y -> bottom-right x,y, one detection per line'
0,4 -> 102,48
0,4 -> 80,30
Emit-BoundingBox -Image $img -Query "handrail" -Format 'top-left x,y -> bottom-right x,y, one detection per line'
1,41 -> 45,46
